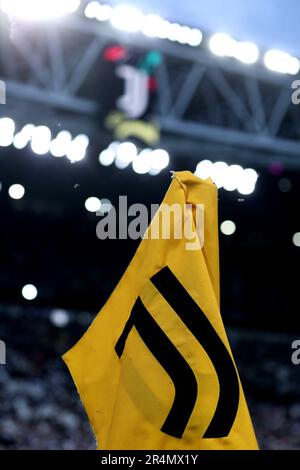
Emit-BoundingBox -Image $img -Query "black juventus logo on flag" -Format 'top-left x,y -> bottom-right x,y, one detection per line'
115,266 -> 240,439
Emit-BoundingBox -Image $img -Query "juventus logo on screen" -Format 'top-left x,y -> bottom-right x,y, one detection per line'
116,65 -> 149,119
115,266 -> 240,439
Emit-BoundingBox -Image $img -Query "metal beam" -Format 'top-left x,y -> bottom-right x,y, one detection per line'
13,35 -> 51,88
244,77 -> 266,132
209,68 -> 254,131
155,58 -> 172,115
65,37 -> 105,94
159,116 -> 300,157
268,88 -> 293,136
170,64 -> 206,117
160,132 -> 300,170
5,80 -> 99,114
47,28 -> 67,91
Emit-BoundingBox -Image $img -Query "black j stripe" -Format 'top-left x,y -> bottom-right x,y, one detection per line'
151,266 -> 240,438
115,297 -> 198,439
115,305 -> 137,358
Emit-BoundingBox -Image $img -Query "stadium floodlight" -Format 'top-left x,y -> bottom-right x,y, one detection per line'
142,15 -> 202,46
186,28 -> 203,47
166,23 -> 183,42
235,41 -> 259,64
142,14 -> 167,38
209,33 -> 236,57
209,33 -> 259,64
84,1 -> 112,21
85,3 -> 202,46
84,1 -> 99,19
264,49 -> 300,75
110,5 -> 144,33
0,0 -> 80,20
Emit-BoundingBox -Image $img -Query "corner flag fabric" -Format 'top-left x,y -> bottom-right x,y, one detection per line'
63,171 -> 258,450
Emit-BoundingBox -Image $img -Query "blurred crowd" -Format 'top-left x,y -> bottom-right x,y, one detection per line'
0,306 -> 300,449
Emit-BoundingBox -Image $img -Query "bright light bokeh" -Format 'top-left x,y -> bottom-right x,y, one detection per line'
1,0 -> 80,20
50,309 -> 70,327
143,14 -> 202,45
211,161 -> 229,188
31,126 -> 51,155
148,167 -> 161,176
264,49 -> 300,75
195,159 -> 213,180
143,14 -> 167,38
237,168 -> 258,195
84,1 -> 100,19
132,148 -> 152,174
223,164 -> 244,191
22,284 -> 37,300
220,220 -> 236,236
99,148 -> 115,166
186,28 -> 203,47
84,1 -> 113,21
209,33 -> 235,56
115,142 -> 138,168
50,130 -> 72,158
235,41 -> 259,64
150,149 -> 170,171
95,3 -> 112,21
110,5 -> 143,33
8,183 -> 25,200
292,232 -> 300,247
0,117 -> 15,146
66,134 -> 89,162
195,161 -> 258,194
167,23 -> 182,42
84,3 -> 202,47
98,142 -> 170,175
209,33 -> 259,64
13,124 -> 35,150
85,196 -> 101,213
13,133 -> 28,150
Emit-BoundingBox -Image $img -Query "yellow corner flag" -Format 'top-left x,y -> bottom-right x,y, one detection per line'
63,171 -> 258,450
